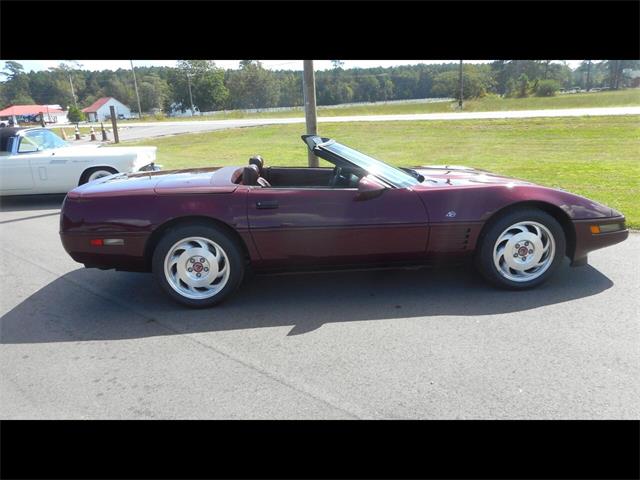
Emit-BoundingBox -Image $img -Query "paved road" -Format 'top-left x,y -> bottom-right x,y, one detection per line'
95,106 -> 640,141
0,195 -> 638,419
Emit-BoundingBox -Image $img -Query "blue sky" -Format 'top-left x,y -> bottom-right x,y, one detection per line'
6,60 -> 583,73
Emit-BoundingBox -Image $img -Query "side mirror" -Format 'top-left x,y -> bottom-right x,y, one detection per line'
355,175 -> 387,201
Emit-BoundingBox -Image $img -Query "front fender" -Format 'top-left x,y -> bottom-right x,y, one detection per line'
416,184 -> 615,224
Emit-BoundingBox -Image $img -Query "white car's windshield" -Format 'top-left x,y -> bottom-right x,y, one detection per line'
320,141 -> 420,188
22,129 -> 69,151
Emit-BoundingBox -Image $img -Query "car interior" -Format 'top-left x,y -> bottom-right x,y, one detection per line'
232,155 -> 366,189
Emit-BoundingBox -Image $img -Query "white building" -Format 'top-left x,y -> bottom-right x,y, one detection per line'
82,97 -> 132,122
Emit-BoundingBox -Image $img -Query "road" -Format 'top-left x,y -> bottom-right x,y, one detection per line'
84,106 -> 640,141
0,195 -> 638,419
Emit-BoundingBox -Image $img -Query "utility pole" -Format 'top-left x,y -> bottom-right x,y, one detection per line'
186,73 -> 196,116
68,73 -> 78,109
55,61 -> 82,109
303,60 -> 318,167
458,60 -> 464,109
130,60 -> 143,119
586,60 -> 592,91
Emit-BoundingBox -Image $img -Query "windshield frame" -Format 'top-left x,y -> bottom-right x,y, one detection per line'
314,139 -> 420,189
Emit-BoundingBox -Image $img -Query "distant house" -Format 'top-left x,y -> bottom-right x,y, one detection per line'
82,97 -> 132,122
0,104 -> 68,126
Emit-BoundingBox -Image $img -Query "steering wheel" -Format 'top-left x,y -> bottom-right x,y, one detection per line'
329,166 -> 343,187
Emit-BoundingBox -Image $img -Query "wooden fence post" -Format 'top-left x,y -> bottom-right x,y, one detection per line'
109,106 -> 119,144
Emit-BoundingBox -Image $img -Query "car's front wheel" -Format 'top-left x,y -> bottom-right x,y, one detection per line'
79,167 -> 117,185
475,209 -> 566,289
152,224 -> 245,307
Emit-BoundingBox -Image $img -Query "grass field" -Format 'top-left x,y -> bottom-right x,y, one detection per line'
126,89 -> 640,121
123,115 -> 640,228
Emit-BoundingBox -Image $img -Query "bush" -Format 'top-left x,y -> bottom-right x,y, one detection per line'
67,105 -> 83,123
535,80 -> 560,97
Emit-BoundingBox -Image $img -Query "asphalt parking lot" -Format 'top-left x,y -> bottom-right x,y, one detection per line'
1,195 -> 638,419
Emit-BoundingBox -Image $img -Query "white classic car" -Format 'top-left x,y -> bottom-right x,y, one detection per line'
0,127 -> 160,195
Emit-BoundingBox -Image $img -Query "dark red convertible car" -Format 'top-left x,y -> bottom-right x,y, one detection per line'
60,135 -> 628,307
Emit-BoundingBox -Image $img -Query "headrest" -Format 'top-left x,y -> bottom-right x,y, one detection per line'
242,164 -> 260,185
231,168 -> 243,184
249,155 -> 264,173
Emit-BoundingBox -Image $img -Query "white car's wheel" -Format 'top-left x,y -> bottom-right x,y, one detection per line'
79,167 -> 117,185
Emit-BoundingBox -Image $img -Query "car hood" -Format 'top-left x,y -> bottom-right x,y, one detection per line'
411,165 -> 532,187
409,164 -> 616,220
67,166 -> 239,198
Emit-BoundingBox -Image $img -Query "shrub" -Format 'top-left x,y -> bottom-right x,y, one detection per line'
535,80 -> 560,97
67,105 -> 83,123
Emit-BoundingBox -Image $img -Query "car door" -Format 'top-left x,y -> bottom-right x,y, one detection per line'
0,138 -> 35,193
23,129 -> 80,194
247,182 -> 429,267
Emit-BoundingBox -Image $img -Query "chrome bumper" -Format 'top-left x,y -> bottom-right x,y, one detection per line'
139,162 -> 162,172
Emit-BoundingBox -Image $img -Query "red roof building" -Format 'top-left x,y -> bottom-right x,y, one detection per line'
81,97 -> 113,113
0,104 -> 65,116
81,97 -> 132,122
0,104 -> 68,125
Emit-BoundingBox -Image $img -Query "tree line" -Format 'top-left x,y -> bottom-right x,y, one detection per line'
1,60 -> 638,116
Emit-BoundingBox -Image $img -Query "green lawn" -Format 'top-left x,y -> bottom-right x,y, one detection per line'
123,115 -> 640,228
127,89 -> 640,121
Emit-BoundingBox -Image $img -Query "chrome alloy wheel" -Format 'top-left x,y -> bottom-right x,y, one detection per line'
163,236 -> 230,300
492,221 -> 556,283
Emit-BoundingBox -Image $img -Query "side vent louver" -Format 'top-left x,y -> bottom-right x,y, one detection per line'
462,228 -> 471,250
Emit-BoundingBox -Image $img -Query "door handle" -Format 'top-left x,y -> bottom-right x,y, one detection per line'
256,200 -> 279,209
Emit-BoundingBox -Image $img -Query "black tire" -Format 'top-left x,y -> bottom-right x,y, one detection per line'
475,208 -> 566,290
152,224 -> 245,308
79,167 -> 118,185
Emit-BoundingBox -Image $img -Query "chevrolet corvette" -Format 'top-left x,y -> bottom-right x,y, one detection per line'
60,135 -> 628,307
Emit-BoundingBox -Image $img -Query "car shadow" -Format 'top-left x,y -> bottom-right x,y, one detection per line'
0,194 -> 65,212
0,260 -> 614,344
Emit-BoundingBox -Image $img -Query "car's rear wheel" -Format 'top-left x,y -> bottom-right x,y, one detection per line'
79,167 -> 117,185
475,209 -> 566,289
152,224 -> 245,307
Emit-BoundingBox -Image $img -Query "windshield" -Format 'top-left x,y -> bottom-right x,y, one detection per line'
320,142 -> 419,188
22,129 -> 69,151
